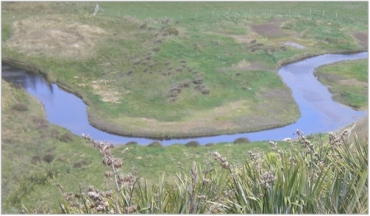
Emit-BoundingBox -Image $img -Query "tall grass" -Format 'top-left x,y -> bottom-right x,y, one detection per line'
37,129 -> 367,214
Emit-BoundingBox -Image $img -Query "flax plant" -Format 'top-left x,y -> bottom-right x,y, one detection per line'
222,129 -> 368,214
57,129 -> 367,214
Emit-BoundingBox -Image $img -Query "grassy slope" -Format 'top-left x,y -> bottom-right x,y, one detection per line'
315,59 -> 368,109
2,2 -> 368,138
1,81 -> 107,213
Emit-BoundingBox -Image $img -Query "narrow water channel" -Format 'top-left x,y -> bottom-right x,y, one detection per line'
2,52 -> 367,146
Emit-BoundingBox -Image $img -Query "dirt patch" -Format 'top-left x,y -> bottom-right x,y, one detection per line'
353,32 -> 368,49
90,80 -> 121,103
251,23 -> 285,38
219,60 -> 274,72
4,15 -> 107,60
338,79 -> 367,87
205,31 -> 259,44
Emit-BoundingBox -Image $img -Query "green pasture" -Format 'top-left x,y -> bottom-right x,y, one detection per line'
2,1 -> 368,138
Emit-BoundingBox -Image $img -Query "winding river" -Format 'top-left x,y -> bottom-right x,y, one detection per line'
2,52 -> 367,146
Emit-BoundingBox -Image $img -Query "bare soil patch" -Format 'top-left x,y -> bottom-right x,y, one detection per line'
205,31 -> 259,44
338,79 -> 367,87
90,80 -> 122,103
4,15 -> 107,60
219,60 -> 274,73
250,23 -> 285,37
353,32 -> 368,49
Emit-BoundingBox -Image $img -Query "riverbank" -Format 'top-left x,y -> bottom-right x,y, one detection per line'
3,52 -> 367,146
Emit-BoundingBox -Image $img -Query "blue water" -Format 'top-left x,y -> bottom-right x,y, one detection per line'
2,52 -> 367,146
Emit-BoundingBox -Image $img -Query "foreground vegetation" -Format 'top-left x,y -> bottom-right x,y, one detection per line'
2,2 -> 368,138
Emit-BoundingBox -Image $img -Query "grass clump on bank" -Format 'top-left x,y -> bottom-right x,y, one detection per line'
315,59 -> 368,110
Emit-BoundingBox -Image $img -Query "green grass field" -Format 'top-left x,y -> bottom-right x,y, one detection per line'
2,1 -> 368,138
1,2 -> 368,213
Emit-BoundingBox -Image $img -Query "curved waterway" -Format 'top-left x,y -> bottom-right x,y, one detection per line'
2,52 -> 367,146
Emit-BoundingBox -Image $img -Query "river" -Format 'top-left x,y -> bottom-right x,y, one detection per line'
2,52 -> 367,146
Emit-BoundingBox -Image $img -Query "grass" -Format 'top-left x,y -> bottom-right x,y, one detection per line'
1,2 -> 368,213
1,81 -> 107,213
1,79 -> 367,213
314,59 -> 368,109
25,126 -> 368,214
2,2 -> 367,139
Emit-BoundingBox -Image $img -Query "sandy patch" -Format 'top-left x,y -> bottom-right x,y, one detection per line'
5,15 -> 107,60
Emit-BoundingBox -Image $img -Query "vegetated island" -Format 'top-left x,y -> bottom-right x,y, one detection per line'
2,2 -> 368,139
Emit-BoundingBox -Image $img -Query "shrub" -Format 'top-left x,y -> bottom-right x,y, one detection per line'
195,84 -> 205,91
140,22 -> 147,29
148,141 -> 163,147
31,116 -> 47,125
73,160 -> 89,168
205,143 -> 214,147
153,47 -> 160,52
50,129 -> 59,138
59,132 -> 74,143
169,97 -> 177,102
167,27 -> 179,36
185,141 -> 200,147
11,103 -> 28,112
182,79 -> 191,88
201,87 -> 210,95
167,90 -> 179,98
127,69 -> 134,75
164,61 -> 171,66
193,77 -> 203,84
154,39 -> 162,44
42,153 -> 55,163
126,141 -> 138,146
132,59 -> 141,65
179,59 -> 186,64
234,137 -> 251,144
31,156 -> 42,165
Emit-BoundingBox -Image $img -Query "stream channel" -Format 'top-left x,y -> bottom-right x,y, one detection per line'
2,52 -> 367,146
